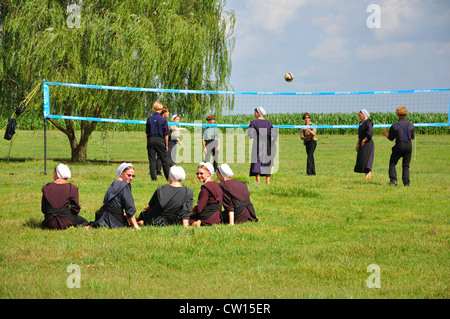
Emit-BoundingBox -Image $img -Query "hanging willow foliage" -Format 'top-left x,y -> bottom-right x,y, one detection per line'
0,0 -> 235,161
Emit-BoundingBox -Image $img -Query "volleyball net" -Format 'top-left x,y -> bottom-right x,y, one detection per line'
43,81 -> 450,130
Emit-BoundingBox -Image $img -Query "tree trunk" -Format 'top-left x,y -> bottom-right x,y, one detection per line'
48,118 -> 97,162
71,141 -> 88,162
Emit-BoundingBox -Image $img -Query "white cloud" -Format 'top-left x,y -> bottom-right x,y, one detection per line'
354,41 -> 414,61
245,0 -> 310,32
374,0 -> 422,40
309,36 -> 350,61
434,42 -> 450,57
312,13 -> 349,36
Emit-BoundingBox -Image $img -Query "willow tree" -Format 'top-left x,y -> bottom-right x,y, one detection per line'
0,0 -> 235,161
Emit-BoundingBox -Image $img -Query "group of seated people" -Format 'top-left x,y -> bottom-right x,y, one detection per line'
40,162 -> 259,230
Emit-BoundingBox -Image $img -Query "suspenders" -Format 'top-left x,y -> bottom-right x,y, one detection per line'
396,121 -> 410,142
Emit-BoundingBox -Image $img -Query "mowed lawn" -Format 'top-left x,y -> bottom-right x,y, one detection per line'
0,129 -> 448,299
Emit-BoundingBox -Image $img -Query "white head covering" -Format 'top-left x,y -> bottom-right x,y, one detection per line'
360,109 -> 370,119
218,163 -> 234,179
171,114 -> 179,122
55,163 -> 71,179
256,106 -> 267,116
169,166 -> 186,182
198,162 -> 215,176
117,162 -> 133,178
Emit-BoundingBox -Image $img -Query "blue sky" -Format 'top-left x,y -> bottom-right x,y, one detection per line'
224,0 -> 450,93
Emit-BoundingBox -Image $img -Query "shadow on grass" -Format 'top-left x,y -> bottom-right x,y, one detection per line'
23,218 -> 43,229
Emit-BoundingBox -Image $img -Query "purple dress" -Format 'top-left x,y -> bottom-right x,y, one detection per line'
219,179 -> 258,224
190,181 -> 223,226
354,119 -> 375,173
248,119 -> 277,176
41,183 -> 88,229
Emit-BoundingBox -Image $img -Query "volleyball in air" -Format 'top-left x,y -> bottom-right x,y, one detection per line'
284,72 -> 294,82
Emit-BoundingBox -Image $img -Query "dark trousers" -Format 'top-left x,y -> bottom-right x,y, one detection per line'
305,140 -> 317,175
156,140 -> 177,173
147,136 -> 169,181
204,139 -> 219,171
389,141 -> 412,185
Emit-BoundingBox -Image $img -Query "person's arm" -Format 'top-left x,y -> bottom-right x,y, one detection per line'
127,215 -> 141,230
356,138 -> 360,151
228,211 -> 234,225
302,129 -> 315,141
191,186 -> 208,215
216,137 -> 220,152
361,137 -> 368,147
164,135 -> 169,152
202,138 -> 207,154
177,139 -> 185,150
70,187 -> 81,215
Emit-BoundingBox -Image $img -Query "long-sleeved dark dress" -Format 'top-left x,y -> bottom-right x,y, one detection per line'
190,181 -> 223,226
248,118 -> 277,176
137,184 -> 194,226
89,180 -> 136,229
219,179 -> 258,224
41,182 -> 88,229
354,119 -> 375,173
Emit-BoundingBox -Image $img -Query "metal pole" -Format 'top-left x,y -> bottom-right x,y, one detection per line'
43,79 -> 47,175
106,130 -> 109,163
44,118 -> 47,175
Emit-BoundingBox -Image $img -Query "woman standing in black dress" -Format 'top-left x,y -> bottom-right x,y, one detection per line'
354,109 -> 374,179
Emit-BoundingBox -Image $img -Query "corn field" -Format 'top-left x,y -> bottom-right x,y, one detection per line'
2,112 -> 448,135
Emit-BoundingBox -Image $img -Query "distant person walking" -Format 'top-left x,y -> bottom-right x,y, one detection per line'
382,106 -> 415,186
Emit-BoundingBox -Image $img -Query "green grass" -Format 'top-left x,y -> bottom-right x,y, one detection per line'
0,130 -> 449,298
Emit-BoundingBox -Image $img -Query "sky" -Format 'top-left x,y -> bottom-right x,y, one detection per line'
224,0 -> 450,94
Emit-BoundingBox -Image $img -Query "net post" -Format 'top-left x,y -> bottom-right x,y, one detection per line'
43,79 -> 48,175
44,118 -> 47,174
448,89 -> 450,125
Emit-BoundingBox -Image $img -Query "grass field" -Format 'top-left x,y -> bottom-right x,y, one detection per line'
0,130 -> 448,299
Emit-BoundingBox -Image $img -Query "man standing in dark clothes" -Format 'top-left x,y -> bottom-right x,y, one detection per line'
383,106 -> 415,187
146,101 -> 170,181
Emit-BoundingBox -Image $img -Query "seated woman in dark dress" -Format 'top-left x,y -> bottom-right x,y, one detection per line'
87,162 -> 140,230
216,163 -> 259,225
137,166 -> 194,227
189,162 -> 223,227
41,164 -> 88,230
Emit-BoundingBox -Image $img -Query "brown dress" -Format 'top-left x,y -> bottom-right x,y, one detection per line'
190,180 -> 223,226
41,182 -> 87,229
219,179 -> 258,224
